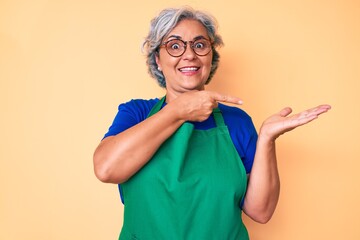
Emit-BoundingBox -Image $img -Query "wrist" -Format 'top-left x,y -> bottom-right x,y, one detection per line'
163,103 -> 187,124
258,129 -> 276,146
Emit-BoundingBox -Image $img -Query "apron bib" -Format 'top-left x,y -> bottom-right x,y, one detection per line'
119,96 -> 249,240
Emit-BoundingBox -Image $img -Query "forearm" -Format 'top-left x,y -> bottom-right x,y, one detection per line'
242,136 -> 280,223
242,104 -> 331,223
93,104 -> 185,184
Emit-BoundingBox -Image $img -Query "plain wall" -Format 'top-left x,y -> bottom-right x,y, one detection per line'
1,0 -> 359,239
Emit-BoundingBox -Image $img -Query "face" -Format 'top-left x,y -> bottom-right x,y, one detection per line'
156,19 -> 213,97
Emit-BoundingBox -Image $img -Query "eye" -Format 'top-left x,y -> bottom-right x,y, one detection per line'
170,43 -> 181,50
194,42 -> 205,49
166,39 -> 183,51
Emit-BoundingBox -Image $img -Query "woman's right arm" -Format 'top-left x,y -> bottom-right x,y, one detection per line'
93,91 -> 242,184
93,103 -> 185,184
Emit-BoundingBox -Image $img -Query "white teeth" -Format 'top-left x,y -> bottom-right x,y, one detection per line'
180,67 -> 199,72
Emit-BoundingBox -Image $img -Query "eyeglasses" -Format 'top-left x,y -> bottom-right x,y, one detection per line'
160,38 -> 212,57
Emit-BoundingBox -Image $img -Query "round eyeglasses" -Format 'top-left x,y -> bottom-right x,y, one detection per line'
160,38 -> 212,57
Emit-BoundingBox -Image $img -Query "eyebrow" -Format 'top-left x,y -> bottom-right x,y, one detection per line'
166,35 -> 208,41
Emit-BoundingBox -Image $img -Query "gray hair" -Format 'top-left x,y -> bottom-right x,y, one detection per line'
143,7 -> 224,88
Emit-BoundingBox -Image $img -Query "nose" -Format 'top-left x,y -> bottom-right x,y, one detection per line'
182,43 -> 197,60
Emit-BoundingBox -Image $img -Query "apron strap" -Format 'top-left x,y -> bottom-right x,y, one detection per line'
212,108 -> 226,127
147,96 -> 226,128
147,96 -> 166,118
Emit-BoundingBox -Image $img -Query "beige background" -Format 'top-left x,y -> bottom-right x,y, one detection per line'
1,0 -> 359,239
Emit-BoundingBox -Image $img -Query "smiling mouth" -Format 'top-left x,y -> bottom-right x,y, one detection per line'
178,67 -> 200,73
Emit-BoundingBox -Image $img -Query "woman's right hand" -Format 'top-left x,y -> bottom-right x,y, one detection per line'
169,90 -> 243,122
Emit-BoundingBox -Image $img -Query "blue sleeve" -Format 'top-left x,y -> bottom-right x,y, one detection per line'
103,98 -> 159,139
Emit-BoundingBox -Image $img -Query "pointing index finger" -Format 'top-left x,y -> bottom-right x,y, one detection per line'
212,92 -> 243,105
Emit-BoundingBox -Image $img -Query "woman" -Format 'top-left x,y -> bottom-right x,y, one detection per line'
93,7 -> 331,239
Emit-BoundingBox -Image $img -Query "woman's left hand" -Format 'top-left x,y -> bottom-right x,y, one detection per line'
259,104 -> 331,142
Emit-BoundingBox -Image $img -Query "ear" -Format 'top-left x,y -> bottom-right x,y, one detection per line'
155,54 -> 162,71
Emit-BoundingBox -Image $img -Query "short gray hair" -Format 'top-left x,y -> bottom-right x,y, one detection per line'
143,7 -> 224,88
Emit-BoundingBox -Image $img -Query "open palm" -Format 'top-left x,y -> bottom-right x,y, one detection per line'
259,104 -> 331,141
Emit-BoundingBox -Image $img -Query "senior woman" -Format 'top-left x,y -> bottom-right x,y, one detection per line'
93,7 -> 330,240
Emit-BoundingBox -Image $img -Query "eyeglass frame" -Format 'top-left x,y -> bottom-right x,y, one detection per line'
159,37 -> 213,57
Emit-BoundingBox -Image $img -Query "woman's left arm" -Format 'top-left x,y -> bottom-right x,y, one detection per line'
242,104 -> 331,223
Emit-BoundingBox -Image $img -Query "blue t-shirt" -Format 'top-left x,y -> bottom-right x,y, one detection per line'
103,98 -> 258,174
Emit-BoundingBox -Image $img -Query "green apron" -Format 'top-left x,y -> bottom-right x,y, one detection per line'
119,96 -> 249,240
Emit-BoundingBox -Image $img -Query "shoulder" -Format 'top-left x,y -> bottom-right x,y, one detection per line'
218,103 -> 257,138
119,98 -> 159,110
218,103 -> 253,123
117,98 -> 160,120
103,98 -> 160,139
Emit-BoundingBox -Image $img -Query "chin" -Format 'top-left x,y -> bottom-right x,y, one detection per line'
182,84 -> 205,91
181,79 -> 206,90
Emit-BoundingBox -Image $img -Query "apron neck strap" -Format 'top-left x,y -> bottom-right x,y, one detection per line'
212,108 -> 226,127
148,96 -> 226,127
147,96 -> 166,118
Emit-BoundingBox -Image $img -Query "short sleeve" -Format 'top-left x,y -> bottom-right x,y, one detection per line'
103,98 -> 159,139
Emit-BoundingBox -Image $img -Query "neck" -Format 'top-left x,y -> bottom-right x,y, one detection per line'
165,87 -> 205,103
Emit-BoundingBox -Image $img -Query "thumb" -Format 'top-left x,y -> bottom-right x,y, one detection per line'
279,107 -> 292,117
